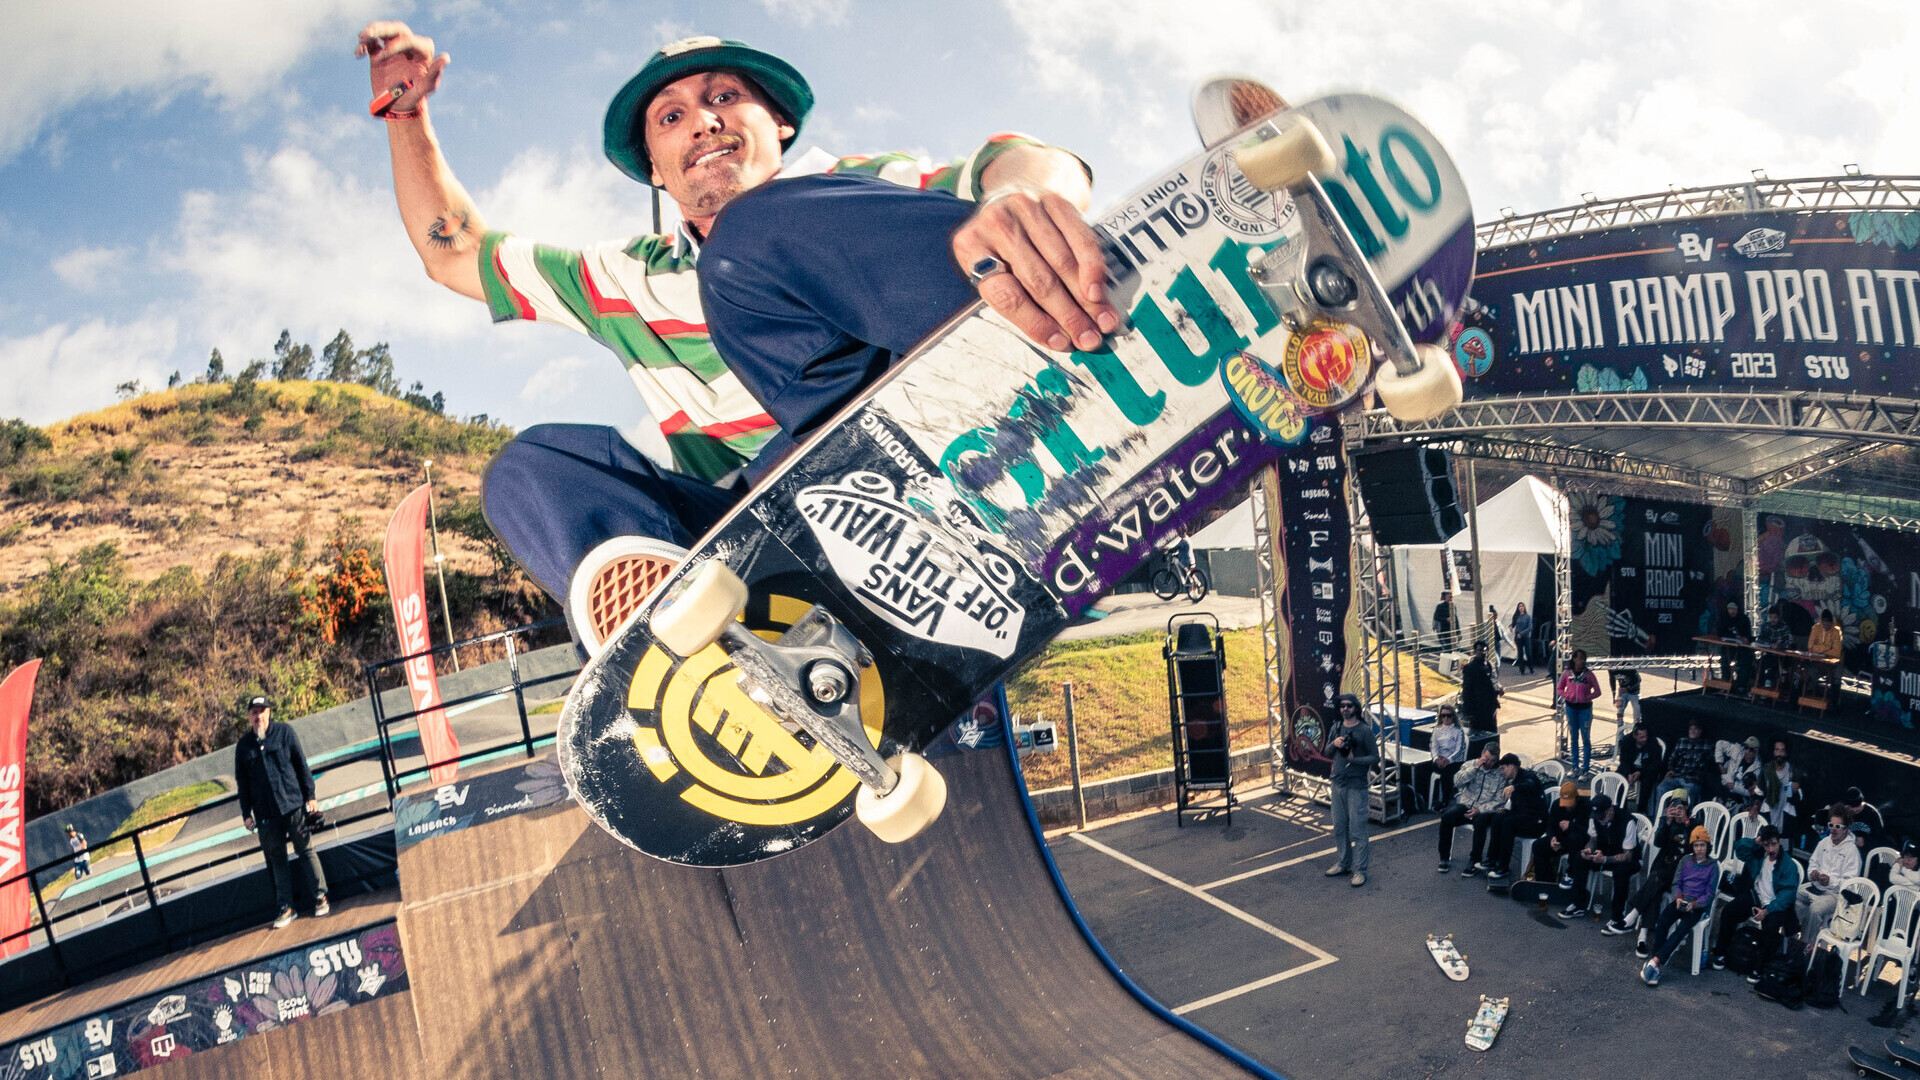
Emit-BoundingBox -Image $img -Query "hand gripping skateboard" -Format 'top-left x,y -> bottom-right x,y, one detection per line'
559,88 -> 1475,866
1426,934 -> 1468,981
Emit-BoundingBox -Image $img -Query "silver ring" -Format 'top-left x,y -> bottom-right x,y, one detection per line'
966,256 -> 1009,288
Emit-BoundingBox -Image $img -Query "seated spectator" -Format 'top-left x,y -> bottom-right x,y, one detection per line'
1430,706 -> 1469,807
1761,739 -> 1801,833
1438,746 -> 1505,874
1892,843 -> 1920,891
1842,786 -> 1884,849
1534,780 -> 1586,885
1562,793 -> 1639,933
1755,607 -> 1793,690
1716,600 -> 1755,690
1631,798 -> 1697,955
1711,824 -> 1801,980
1716,736 -> 1762,809
1796,805 -> 1864,950
1733,791 -> 1770,835
1483,753 -> 1546,883
1640,827 -> 1721,986
1618,727 -> 1663,815
1809,608 -> 1843,704
1653,720 -> 1716,806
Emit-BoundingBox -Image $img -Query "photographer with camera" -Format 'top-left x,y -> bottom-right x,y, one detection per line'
1326,694 -> 1378,887
235,695 -> 329,929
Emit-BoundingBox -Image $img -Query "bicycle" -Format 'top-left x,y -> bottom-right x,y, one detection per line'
1151,550 -> 1210,603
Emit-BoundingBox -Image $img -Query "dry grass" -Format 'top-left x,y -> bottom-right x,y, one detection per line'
39,781 -> 227,898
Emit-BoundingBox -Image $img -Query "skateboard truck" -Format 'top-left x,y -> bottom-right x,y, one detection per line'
650,561 -> 948,842
1230,120 -> 1463,422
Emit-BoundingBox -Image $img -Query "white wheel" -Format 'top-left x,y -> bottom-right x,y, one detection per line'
1232,119 -> 1335,191
1375,343 -> 1463,421
649,560 -> 747,657
855,753 -> 948,843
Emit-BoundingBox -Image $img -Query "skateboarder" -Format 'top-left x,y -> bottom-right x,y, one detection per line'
355,22 -> 1112,654
1560,793 -> 1637,932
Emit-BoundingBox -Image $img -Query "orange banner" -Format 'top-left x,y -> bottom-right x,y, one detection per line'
383,484 -> 459,784
0,659 -> 41,958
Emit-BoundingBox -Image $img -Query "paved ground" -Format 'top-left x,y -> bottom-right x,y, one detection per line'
1050,788 -> 1915,1080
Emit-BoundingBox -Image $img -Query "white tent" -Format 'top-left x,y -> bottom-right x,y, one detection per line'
1190,498 -> 1254,549
1393,476 -> 1566,654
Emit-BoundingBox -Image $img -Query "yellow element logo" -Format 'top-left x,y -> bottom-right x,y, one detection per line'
625,595 -> 884,826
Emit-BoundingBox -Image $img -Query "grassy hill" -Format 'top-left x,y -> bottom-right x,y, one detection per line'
0,379 -> 559,816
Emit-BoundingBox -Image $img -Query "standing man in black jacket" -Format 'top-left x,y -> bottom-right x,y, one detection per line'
235,696 -> 329,928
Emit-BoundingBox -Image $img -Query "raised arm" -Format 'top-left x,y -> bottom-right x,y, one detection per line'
357,21 -> 487,301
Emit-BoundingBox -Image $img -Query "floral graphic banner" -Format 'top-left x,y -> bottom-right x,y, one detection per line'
1570,494 -> 1717,656
0,921 -> 407,1078
393,753 -> 572,852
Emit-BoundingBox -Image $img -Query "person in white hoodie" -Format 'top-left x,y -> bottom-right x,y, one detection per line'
1796,806 -> 1864,949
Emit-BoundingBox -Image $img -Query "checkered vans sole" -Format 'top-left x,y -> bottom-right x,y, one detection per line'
569,537 -> 689,658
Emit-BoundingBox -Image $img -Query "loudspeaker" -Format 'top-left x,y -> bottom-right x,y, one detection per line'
1352,445 -> 1463,546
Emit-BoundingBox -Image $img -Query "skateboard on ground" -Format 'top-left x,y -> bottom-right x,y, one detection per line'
1426,934 -> 1468,981
1507,879 -> 1578,907
1465,995 -> 1508,1051
559,86 -> 1474,866
1891,1042 -> 1920,1072
1852,1046 -> 1920,1080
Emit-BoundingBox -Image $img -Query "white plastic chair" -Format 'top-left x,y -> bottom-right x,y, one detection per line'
1860,885 -> 1920,1009
1634,813 -> 1657,877
1811,876 -> 1882,997
1591,771 -> 1629,808
1535,760 -> 1566,788
1694,801 -> 1732,864
1866,846 -> 1900,882
1511,751 -> 1534,769
1729,811 -> 1766,848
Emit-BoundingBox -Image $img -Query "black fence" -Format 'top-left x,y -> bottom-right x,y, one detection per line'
0,618 -> 571,1000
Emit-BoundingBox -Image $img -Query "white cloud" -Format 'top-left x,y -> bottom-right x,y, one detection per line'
481,146 -> 658,246
51,246 -> 131,292
755,0 -> 851,27
518,354 -> 593,407
0,318 -> 179,425
0,0 -> 388,165
997,0 -> 1920,213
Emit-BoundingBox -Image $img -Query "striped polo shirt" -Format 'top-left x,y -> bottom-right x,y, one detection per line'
478,134 -> 1067,483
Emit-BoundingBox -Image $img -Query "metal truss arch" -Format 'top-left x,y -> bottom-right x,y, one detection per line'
1477,174 -> 1920,248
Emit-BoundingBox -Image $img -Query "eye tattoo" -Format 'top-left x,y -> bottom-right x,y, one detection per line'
427,208 -> 474,250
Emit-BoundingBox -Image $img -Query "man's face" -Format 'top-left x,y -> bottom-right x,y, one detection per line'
1828,818 -> 1848,840
1763,837 -> 1782,858
1479,749 -> 1496,768
1692,840 -> 1711,859
644,70 -> 794,224
1773,741 -> 1788,762
1635,729 -> 1649,744
1688,723 -> 1703,740
249,706 -> 269,730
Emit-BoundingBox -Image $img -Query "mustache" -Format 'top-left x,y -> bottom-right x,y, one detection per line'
684,134 -> 744,169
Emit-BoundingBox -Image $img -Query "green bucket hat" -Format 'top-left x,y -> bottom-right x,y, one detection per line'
604,36 -> 813,185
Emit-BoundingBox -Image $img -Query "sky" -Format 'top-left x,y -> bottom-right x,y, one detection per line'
5,0 -> 1920,447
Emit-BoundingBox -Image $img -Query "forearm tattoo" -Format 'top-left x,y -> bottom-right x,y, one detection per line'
426,207 -> 476,251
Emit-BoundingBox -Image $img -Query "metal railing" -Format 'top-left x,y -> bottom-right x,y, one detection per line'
1,618 -> 570,975
1475,174 -> 1920,248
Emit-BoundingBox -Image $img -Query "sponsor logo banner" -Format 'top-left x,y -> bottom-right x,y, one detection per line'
1462,209 -> 1920,398
1279,418 -> 1351,720
383,483 -> 459,784
0,660 -> 40,959
1,921 -> 407,1079
394,754 -> 572,851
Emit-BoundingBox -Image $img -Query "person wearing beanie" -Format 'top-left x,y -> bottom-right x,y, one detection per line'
1795,805 -> 1863,949
1712,824 -> 1801,980
1562,793 -> 1638,932
1324,694 -> 1378,887
1631,797 -> 1698,955
353,22 -> 1106,658
1481,753 -> 1546,883
1640,827 -> 1721,986
1532,779 -> 1587,885
1841,786 -> 1884,850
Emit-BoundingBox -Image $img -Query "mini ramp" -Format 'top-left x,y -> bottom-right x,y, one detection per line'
396,743 -> 1279,1079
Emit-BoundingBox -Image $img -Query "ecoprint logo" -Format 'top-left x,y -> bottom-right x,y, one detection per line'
797,472 -> 1024,659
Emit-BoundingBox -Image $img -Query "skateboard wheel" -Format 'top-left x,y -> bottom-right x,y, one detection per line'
650,560 -> 748,657
855,752 -> 948,843
1375,343 -> 1463,422
1232,119 -> 1335,191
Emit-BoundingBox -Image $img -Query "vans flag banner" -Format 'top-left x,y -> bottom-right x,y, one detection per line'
0,659 -> 41,958
383,484 -> 459,784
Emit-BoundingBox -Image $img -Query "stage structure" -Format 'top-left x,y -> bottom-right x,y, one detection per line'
1344,174 -> 1920,761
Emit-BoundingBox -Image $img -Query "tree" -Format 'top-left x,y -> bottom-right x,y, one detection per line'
403,381 -> 446,415
166,371 -> 182,389
356,342 -> 399,396
272,329 -> 315,381
114,379 -> 143,400
322,330 -> 358,382
204,348 -> 227,383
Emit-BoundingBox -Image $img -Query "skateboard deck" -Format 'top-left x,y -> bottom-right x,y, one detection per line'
1852,1047 -> 1920,1080
1465,995 -> 1508,1052
1426,934 -> 1468,981
560,90 -> 1474,866
1889,1042 -> 1920,1072
1508,879 -> 1578,907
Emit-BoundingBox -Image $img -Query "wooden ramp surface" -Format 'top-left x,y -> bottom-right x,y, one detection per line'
395,746 -> 1269,1078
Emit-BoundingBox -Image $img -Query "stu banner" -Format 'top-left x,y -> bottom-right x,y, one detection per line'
1455,208 -> 1920,398
1277,416 -> 1352,776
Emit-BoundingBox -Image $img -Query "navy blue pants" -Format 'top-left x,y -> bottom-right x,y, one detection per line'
482,174 -> 976,604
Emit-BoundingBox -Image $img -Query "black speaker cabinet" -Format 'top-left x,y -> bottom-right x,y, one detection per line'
1352,445 -> 1464,546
